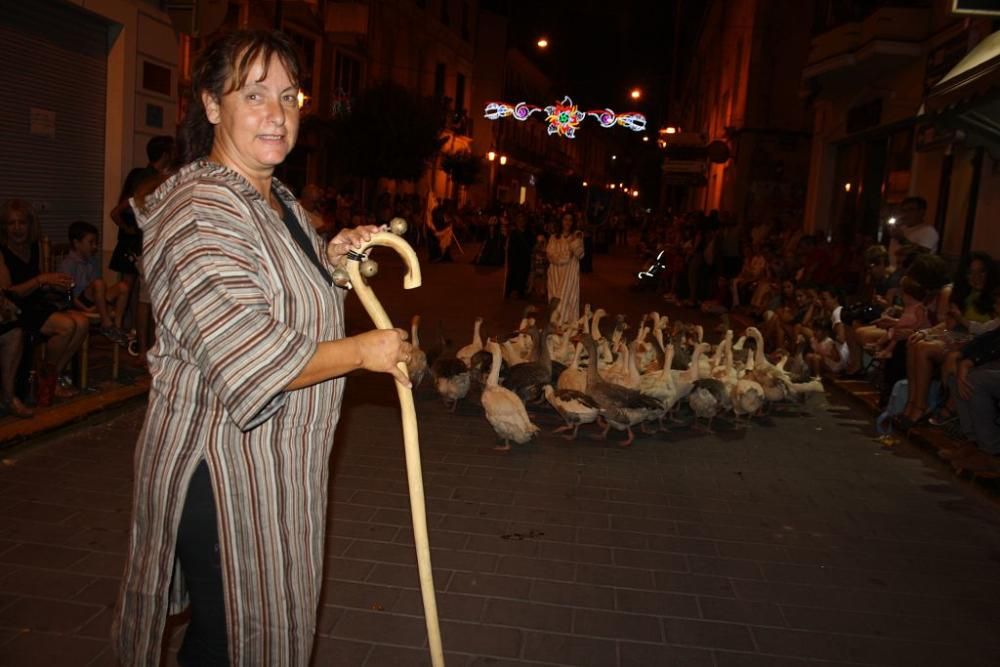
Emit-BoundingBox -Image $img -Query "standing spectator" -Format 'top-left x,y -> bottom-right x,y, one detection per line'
546,212 -> 585,324
888,196 -> 938,261
59,221 -> 130,344
109,135 -> 174,294
504,213 -> 532,299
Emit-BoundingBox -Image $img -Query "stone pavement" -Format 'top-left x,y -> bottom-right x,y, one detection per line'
1,244 -> 1000,666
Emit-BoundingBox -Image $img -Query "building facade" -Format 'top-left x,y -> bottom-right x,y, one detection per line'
668,0 -> 816,228
803,0 -> 1000,260
0,0 -> 178,268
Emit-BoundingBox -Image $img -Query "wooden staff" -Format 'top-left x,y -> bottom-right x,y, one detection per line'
340,223 -> 445,667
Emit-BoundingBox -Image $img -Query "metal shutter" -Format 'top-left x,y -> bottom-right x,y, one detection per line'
0,0 -> 108,244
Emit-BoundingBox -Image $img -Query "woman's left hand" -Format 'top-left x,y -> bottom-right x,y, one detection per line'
326,224 -> 383,266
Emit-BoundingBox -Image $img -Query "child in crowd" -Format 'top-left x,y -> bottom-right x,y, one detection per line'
873,276 -> 928,359
59,221 -> 130,345
806,319 -> 848,376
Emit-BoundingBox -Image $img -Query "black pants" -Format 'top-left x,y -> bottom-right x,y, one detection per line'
176,461 -> 230,666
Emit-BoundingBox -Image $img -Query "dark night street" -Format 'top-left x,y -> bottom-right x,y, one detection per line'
2,245 -> 1000,666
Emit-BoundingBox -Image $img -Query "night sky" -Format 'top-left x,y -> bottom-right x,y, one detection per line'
485,0 -> 702,131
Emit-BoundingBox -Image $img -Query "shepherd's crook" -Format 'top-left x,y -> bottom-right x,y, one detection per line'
341,222 -> 445,667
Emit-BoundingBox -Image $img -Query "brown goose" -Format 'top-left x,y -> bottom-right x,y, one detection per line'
580,334 -> 662,447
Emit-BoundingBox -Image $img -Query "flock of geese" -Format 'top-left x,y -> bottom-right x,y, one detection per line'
405,300 -> 826,451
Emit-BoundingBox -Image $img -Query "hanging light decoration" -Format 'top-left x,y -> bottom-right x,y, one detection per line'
484,95 -> 646,139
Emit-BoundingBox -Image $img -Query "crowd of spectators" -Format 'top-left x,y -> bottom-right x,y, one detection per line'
638,196 -> 1000,474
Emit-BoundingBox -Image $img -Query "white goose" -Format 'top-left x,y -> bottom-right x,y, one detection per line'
456,316 -> 484,368
557,342 -> 588,393
481,341 -> 539,451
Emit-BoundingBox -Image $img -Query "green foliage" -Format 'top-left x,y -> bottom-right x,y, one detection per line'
329,82 -> 445,181
441,151 -> 482,186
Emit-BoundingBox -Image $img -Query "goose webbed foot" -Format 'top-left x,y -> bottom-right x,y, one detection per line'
618,427 -> 635,448
493,440 -> 511,452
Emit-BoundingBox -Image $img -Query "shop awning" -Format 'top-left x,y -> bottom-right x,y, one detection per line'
923,30 -> 1000,146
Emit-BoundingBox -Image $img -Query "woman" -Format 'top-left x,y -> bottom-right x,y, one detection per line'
0,199 -> 89,400
113,31 -> 412,666
898,252 -> 997,426
546,211 -> 585,325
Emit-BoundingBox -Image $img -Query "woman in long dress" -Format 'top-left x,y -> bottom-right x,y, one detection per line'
546,212 -> 585,325
113,31 -> 412,666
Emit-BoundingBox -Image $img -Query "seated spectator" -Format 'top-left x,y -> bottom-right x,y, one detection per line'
731,248 -> 767,311
59,221 -> 130,345
892,254 -> 961,424
760,279 -> 796,350
0,291 -> 30,417
805,319 -> 846,376
0,199 -> 89,399
938,324 -> 1000,473
871,277 -> 928,359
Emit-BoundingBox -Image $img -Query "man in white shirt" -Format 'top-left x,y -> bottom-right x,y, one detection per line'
888,196 -> 939,265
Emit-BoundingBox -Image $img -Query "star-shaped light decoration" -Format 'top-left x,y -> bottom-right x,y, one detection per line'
544,97 -> 586,139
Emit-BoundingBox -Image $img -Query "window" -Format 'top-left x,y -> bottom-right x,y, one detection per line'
440,0 -> 450,25
454,73 -> 466,113
434,63 -> 446,100
334,51 -> 362,97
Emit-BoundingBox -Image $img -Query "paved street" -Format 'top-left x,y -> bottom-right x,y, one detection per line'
2,245 -> 1000,666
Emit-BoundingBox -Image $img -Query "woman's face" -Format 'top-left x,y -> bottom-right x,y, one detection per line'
782,281 -> 794,297
968,259 -> 988,291
561,215 -> 574,233
204,54 -> 299,180
3,212 -> 29,245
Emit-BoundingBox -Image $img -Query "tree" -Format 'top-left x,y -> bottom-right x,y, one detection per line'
329,82 -> 445,182
441,151 -> 482,187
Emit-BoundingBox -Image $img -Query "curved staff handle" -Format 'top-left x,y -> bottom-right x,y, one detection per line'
342,228 -> 444,667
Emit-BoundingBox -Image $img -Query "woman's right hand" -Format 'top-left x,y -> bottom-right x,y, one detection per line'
37,272 -> 73,290
355,328 -> 412,387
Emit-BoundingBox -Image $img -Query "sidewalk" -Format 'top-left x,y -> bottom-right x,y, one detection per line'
0,336 -> 149,449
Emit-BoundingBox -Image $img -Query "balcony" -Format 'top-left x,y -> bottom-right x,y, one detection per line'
803,6 -> 930,94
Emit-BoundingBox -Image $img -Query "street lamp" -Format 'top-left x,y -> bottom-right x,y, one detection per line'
630,88 -> 642,100
611,154 -> 617,160
499,155 -> 508,166
582,181 -> 588,187
642,136 -> 649,142
487,150 -> 496,162
537,37 -> 549,48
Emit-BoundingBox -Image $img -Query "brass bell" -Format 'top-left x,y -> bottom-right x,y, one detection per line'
360,259 -> 379,278
332,267 -> 351,288
389,217 -> 408,236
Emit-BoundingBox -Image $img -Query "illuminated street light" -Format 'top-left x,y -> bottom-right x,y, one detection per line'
611,154 -> 617,160
623,188 -> 630,194
642,136 -> 649,142
888,216 -> 897,226
661,126 -> 678,134
619,182 -> 624,188
630,88 -> 642,100
297,91 -> 308,109
582,181 -> 589,187
499,155 -> 508,165
537,37 -> 549,48
844,182 -> 852,192
487,150 -> 496,162
609,183 -> 616,189
632,190 -> 640,198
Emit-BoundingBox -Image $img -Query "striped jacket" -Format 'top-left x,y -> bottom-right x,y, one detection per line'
113,160 -> 346,665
